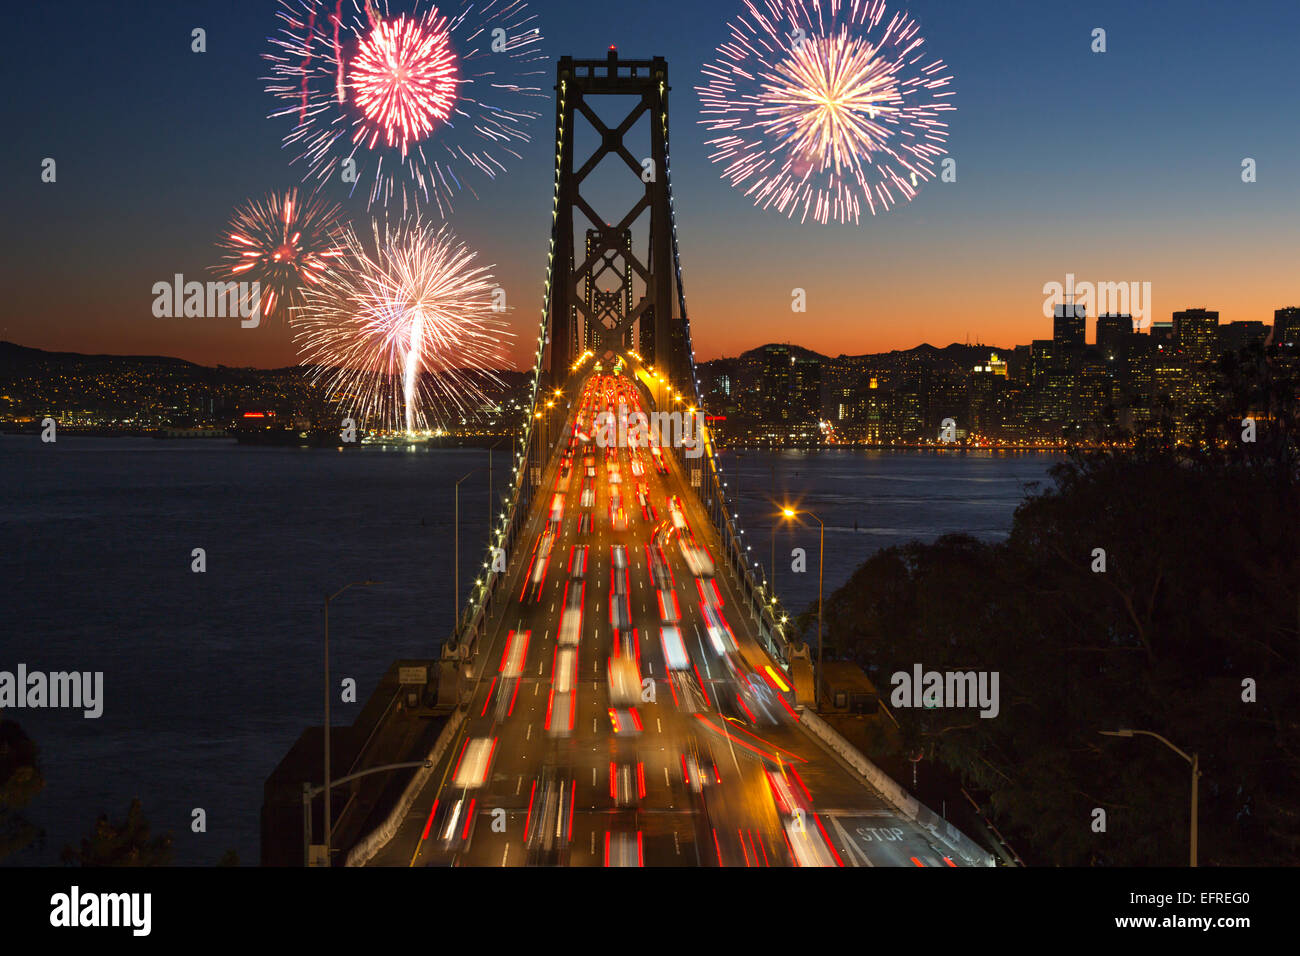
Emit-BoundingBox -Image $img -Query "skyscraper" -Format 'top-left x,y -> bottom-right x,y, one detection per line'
1219,321 -> 1269,354
1096,313 -> 1135,355
1274,307 -> 1300,348
1173,308 -> 1220,366
760,345 -> 792,424
1053,303 -> 1086,349
791,354 -> 822,423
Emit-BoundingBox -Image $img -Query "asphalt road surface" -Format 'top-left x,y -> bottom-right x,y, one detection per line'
368,372 -> 970,867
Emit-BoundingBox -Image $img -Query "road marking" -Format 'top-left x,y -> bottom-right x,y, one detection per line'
592,766 -> 597,786
664,767 -> 670,788
656,718 -> 662,733
516,777 -> 523,795
526,723 -> 532,740
502,843 -> 510,866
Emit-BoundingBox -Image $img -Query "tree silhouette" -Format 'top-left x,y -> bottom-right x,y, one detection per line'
0,720 -> 44,861
61,798 -> 173,867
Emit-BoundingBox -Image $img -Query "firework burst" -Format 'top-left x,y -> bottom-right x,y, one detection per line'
697,0 -> 955,224
264,0 -> 546,215
213,188 -> 347,319
294,218 -> 511,433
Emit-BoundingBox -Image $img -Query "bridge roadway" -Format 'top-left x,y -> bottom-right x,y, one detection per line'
369,372 -> 971,867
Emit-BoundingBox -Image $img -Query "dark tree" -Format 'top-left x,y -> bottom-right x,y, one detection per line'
0,720 -> 45,861
61,798 -> 174,867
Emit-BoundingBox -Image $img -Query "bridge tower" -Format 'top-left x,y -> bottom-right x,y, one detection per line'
546,48 -> 690,389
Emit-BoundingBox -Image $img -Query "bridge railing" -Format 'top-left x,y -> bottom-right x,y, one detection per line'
447,75 -> 573,661
662,428 -> 794,668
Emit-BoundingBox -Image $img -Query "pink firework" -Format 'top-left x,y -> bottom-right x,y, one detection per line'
265,0 -> 546,214
214,189 -> 347,320
698,0 -> 956,225
350,13 -> 459,156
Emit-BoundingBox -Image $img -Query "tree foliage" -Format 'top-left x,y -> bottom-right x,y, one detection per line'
61,798 -> 174,867
0,720 -> 45,861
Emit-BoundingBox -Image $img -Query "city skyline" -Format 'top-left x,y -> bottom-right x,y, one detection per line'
3,0 -> 1296,891
4,0 -> 1298,370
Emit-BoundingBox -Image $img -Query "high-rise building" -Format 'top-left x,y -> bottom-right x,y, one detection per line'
1096,313 -> 1135,354
1053,303 -> 1086,349
1028,340 -> 1056,386
1173,309 -> 1219,364
760,345 -> 792,424
791,354 -> 822,423
1274,307 -> 1300,348
1219,321 -> 1269,355
1173,308 -> 1219,410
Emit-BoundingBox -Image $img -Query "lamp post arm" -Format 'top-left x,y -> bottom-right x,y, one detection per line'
1131,730 -> 1194,766
307,759 -> 434,799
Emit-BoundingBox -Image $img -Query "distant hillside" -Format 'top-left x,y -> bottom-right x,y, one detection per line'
710,341 -> 1014,369
0,342 -> 528,381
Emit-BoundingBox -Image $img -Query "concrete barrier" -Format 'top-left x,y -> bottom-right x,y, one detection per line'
345,707 -> 466,867
796,706 -> 995,867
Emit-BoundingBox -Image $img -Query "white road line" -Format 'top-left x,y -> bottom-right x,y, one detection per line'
516,777 -> 523,794
526,724 -> 532,740
502,843 -> 510,866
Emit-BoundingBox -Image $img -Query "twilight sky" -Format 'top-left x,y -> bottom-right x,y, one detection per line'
2,0 -> 1297,370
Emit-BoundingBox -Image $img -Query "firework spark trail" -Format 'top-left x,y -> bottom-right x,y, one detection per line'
264,0 -> 546,215
294,219 -> 512,434
213,188 -> 347,320
697,0 -> 954,224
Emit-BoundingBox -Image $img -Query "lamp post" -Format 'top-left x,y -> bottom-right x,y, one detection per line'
323,580 -> 379,864
533,410 -> 544,479
770,522 -> 777,595
1099,729 -> 1200,866
780,507 -> 824,708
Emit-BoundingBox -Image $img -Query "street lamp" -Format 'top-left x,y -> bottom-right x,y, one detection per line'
769,522 -> 777,595
1099,729 -> 1201,866
323,580 -> 379,864
780,507 -> 824,708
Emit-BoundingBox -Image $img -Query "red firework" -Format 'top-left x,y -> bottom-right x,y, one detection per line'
214,189 -> 347,320
350,13 -> 459,158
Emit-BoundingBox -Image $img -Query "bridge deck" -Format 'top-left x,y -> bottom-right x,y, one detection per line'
367,373 -> 976,867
